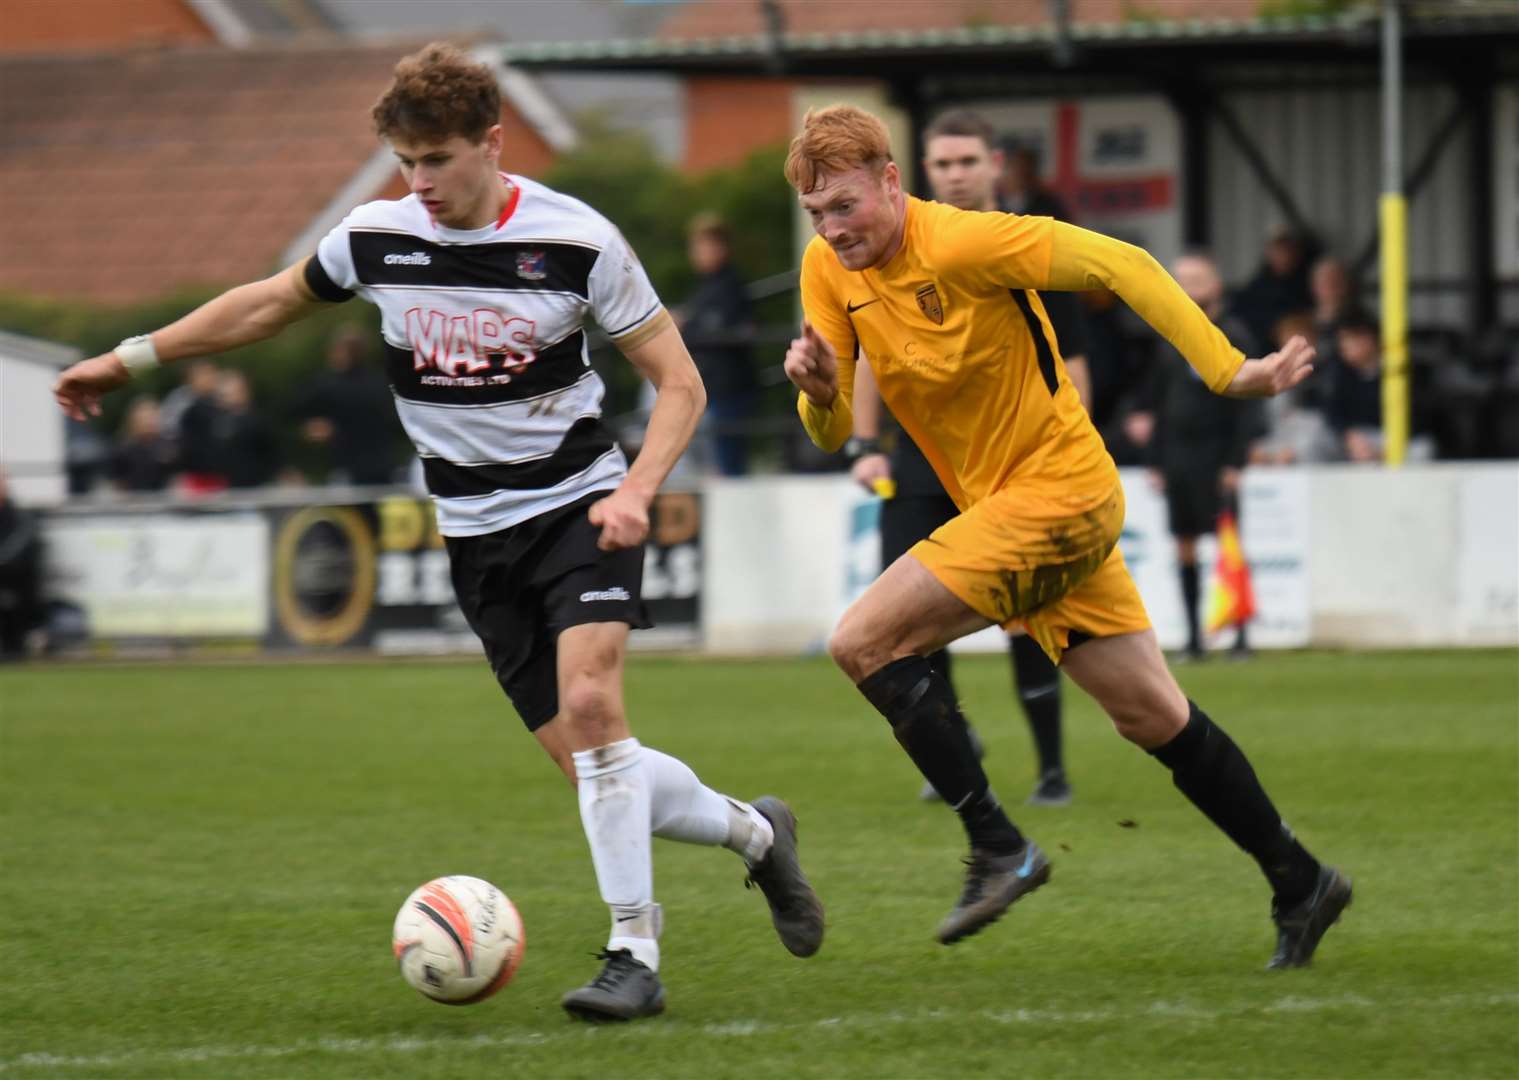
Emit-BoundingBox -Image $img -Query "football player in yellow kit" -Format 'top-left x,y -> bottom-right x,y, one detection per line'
783,105 -> 1349,969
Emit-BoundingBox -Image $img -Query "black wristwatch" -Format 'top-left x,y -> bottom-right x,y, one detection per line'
844,436 -> 882,461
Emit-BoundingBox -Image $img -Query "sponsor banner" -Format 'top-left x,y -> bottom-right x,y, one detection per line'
44,513 -> 269,637
43,492 -> 701,653
842,493 -> 882,616
1236,469 -> 1311,648
267,498 -> 447,650
642,490 -> 702,635
1119,468 -> 1310,650
269,492 -> 703,651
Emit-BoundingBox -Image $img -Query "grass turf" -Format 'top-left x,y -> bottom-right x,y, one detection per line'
2,650 -> 1516,1078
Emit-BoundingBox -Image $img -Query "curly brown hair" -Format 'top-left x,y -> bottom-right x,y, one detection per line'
372,42 -> 500,144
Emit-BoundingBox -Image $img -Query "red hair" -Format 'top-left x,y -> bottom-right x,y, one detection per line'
784,105 -> 893,193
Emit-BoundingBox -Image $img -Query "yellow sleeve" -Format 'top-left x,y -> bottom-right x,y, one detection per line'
1042,221 -> 1245,394
796,239 -> 857,452
946,205 -> 1057,291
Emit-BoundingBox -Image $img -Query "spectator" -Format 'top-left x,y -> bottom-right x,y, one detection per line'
1310,256 -> 1358,339
0,467 -> 44,659
160,357 -> 217,435
209,370 -> 280,488
1233,225 -> 1314,355
167,359 -> 228,494
1150,252 -> 1265,660
1306,255 -> 1362,406
110,396 -> 178,492
63,417 -> 111,496
297,326 -> 402,486
1081,288 -> 1155,464
676,213 -> 757,476
1249,312 -> 1339,465
997,140 -> 1070,220
1329,314 -> 1385,463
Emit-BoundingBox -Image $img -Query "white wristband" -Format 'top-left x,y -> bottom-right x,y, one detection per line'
115,334 -> 160,375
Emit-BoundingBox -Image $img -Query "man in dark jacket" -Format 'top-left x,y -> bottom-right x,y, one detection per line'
678,214 -> 757,477
210,371 -> 280,489
298,326 -> 403,486
1151,252 -> 1265,660
1233,226 -> 1313,355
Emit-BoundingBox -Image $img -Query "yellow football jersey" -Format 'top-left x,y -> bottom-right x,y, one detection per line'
798,197 -> 1246,511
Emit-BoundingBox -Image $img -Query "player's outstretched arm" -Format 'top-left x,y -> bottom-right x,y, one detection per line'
53,260 -> 326,420
590,319 -> 705,551
1037,222 -> 1276,398
1221,335 -> 1316,398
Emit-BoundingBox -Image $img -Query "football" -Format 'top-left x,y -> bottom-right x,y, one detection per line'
391,876 -> 524,1005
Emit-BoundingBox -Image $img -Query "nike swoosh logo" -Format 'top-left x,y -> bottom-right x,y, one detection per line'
846,298 -> 881,314
615,914 -> 639,923
1017,848 -> 1038,878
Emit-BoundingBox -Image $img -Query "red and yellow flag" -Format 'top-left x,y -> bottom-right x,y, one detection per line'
1206,511 -> 1256,634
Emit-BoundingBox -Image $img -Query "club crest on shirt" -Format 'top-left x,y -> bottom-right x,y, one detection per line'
515,250 -> 547,281
915,283 -> 944,325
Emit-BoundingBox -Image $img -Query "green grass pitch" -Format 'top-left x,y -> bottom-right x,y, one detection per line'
2,651 -> 1516,1078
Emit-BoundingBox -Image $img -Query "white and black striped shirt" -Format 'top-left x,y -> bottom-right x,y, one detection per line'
306,175 -> 671,537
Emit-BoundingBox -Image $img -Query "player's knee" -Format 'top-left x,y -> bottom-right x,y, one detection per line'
1108,682 -> 1188,749
560,677 -> 621,740
827,619 -> 881,682
826,620 -> 856,673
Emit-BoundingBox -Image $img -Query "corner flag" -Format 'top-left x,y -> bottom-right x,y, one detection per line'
1206,511 -> 1256,634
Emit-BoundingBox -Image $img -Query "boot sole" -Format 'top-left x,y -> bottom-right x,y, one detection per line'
562,990 -> 667,1022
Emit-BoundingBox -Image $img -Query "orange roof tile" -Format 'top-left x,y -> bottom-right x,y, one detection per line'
655,0 -> 1263,39
0,0 -> 215,55
0,41 -> 555,305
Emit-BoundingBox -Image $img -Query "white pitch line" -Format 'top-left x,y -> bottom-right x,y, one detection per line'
3,992 -> 1516,1074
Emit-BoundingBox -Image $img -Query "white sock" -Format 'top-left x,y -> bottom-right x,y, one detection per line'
607,902 -> 662,972
572,738 -> 659,971
641,746 -> 774,864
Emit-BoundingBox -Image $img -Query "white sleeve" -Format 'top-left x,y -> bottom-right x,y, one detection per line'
312,212 -> 360,295
587,226 -> 666,345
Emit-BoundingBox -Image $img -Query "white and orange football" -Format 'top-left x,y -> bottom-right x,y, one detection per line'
392,876 -> 524,1005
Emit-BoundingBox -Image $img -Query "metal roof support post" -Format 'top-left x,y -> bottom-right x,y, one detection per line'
887,78 -> 930,198
1460,71 -> 1497,334
1381,0 -> 1410,467
1207,97 -> 1311,238
1168,84 -> 1211,248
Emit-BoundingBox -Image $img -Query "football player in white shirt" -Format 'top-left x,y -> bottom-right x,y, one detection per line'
54,41 -> 823,1023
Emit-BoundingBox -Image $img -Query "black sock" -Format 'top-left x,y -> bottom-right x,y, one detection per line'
859,656 -> 1025,855
926,647 -> 953,686
1179,562 -> 1201,652
1150,702 -> 1320,905
1234,622 -> 1249,651
1010,635 -> 1062,775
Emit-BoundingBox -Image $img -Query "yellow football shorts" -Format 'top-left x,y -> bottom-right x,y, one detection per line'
909,483 -> 1152,664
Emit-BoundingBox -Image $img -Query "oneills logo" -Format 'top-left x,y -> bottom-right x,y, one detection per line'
915,283 -> 943,325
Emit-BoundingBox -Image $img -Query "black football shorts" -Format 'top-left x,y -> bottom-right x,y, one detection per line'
445,491 -> 651,730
